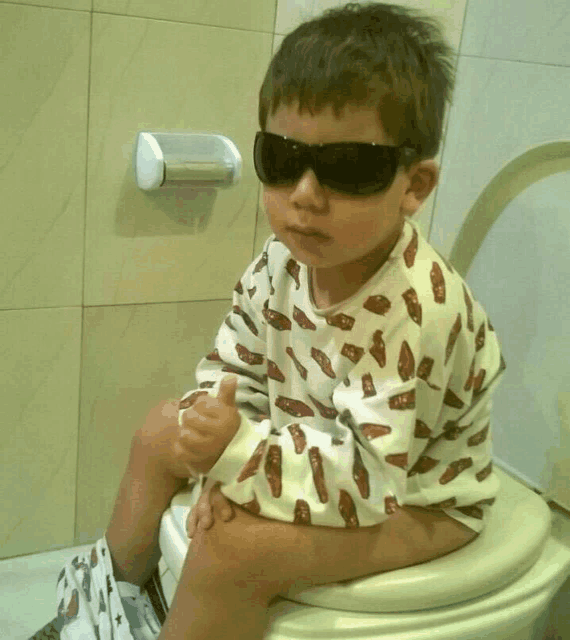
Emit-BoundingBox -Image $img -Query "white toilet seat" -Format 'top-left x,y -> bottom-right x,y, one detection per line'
160,467 -> 548,610
282,466 -> 550,612
159,467 -> 570,639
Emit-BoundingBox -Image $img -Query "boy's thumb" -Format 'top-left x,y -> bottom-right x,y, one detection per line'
217,375 -> 238,406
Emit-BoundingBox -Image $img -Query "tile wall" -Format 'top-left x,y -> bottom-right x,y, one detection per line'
1,0 -> 274,556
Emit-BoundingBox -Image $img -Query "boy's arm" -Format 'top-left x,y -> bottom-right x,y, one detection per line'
106,386 -> 241,589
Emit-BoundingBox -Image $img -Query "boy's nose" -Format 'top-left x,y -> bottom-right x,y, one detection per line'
292,167 -> 326,195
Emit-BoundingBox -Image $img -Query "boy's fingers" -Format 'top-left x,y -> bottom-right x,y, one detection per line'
187,509 -> 197,537
187,481 -> 231,539
211,483 -> 234,520
197,505 -> 213,529
180,408 -> 209,428
217,375 -> 238,407
188,505 -> 212,536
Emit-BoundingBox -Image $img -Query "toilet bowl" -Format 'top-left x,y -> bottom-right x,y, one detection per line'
158,466 -> 570,640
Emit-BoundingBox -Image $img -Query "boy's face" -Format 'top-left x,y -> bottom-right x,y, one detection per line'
263,101 -> 438,288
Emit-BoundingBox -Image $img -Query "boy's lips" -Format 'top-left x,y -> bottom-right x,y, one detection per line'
287,226 -> 331,239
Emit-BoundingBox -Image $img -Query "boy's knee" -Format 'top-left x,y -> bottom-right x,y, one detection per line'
185,510 -> 309,600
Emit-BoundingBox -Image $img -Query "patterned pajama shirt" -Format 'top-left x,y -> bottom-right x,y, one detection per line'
180,218 -> 507,533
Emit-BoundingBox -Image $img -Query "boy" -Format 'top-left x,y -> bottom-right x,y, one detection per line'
35,3 -> 506,639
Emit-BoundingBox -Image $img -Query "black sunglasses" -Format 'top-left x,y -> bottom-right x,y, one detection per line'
253,131 -> 417,196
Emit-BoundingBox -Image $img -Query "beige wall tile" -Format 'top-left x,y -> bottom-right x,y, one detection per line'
94,0 -> 275,33
0,308 -> 81,560
0,4 -> 89,310
0,0 -> 90,11
76,299 -> 231,541
84,13 -> 274,305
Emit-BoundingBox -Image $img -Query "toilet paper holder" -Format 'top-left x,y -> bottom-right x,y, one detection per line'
133,131 -> 242,191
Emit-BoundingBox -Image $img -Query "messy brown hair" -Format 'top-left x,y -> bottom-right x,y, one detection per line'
258,2 -> 457,170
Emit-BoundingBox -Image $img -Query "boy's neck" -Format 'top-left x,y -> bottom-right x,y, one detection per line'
310,223 -> 404,307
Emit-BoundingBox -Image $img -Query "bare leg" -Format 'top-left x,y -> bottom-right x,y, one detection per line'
160,557 -> 269,640
159,498 -> 477,640
106,435 -> 188,588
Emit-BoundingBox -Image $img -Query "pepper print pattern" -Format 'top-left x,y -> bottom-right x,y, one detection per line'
180,218 -> 506,533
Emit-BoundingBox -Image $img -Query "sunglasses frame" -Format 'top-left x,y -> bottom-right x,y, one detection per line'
254,131 -> 418,196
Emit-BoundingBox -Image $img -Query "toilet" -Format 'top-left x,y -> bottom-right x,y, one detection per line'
158,465 -> 570,640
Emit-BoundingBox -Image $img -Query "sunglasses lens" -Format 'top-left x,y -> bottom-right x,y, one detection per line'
254,132 -> 400,196
254,133 -> 303,185
321,144 -> 398,195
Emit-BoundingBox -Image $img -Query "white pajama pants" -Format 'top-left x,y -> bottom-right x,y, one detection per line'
54,535 -> 163,640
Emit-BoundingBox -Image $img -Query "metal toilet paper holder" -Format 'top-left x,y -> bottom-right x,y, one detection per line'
133,131 -> 242,191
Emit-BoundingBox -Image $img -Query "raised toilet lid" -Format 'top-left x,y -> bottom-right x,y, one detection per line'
161,466 -> 551,613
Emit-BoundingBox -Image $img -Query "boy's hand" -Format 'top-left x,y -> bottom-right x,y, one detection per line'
176,375 -> 241,475
135,375 -> 240,481
186,479 -> 235,538
136,397 -> 199,481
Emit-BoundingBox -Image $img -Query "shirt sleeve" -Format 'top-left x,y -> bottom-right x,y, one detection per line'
404,303 -> 507,533
178,236 -> 272,421
200,371 -> 417,529
177,237 -> 273,492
